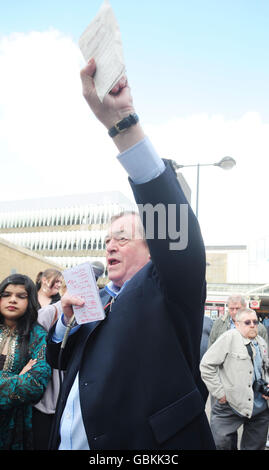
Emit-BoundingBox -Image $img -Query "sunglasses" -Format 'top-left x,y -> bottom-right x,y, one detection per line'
238,320 -> 259,326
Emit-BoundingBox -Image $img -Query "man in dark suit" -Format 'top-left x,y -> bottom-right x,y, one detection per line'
46,59 -> 215,450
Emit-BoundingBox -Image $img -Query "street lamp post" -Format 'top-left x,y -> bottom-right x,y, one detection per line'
172,157 -> 236,218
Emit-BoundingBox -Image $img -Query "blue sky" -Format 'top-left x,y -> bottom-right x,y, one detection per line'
1,0 -> 269,121
0,0 -> 269,251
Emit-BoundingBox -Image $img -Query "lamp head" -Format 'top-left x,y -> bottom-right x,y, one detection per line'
216,156 -> 236,170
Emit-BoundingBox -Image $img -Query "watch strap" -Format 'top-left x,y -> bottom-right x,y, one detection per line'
108,113 -> 139,137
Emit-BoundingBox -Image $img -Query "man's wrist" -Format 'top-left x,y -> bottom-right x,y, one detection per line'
112,123 -> 145,153
108,113 -> 139,137
61,314 -> 68,327
62,314 -> 77,327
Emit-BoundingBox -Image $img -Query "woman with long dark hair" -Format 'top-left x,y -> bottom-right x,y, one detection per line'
0,274 -> 51,450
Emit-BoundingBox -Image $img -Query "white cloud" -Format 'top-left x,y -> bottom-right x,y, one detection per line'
145,112 -> 269,245
0,30 -> 129,200
0,30 -> 268,246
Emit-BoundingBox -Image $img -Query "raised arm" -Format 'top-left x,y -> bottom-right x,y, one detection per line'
80,59 -> 205,307
80,59 -> 144,152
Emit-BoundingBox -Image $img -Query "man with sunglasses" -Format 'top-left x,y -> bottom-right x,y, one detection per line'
208,294 -> 268,348
200,307 -> 269,450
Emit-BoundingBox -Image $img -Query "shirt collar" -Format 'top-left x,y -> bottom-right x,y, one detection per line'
104,280 -> 130,298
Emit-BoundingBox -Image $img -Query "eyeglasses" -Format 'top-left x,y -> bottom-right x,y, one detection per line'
105,235 -> 131,247
238,320 -> 259,326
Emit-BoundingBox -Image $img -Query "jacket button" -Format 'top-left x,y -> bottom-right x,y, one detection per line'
84,382 -> 88,386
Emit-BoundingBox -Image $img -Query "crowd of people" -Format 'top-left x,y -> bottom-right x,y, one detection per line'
0,57 -> 268,451
201,295 -> 269,450
0,267 -> 267,451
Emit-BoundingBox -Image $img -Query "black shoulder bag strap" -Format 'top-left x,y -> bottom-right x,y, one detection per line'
246,342 -> 259,382
246,342 -> 253,362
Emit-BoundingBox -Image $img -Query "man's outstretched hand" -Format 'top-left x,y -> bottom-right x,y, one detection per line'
80,58 -> 144,151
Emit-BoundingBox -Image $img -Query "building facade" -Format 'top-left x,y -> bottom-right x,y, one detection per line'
0,191 -> 135,273
0,192 -> 268,316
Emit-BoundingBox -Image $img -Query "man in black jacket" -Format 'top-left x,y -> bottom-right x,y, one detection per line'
46,59 -> 215,450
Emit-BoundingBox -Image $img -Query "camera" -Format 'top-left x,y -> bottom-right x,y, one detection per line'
253,378 -> 269,397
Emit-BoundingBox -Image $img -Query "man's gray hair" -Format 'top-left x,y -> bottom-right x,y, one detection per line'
227,294 -> 247,307
235,307 -> 257,322
109,210 -> 147,243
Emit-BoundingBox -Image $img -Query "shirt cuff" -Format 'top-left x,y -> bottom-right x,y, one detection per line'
52,314 -> 80,343
117,137 -> 165,184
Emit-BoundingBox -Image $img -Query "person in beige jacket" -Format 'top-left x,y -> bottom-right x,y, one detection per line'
200,307 -> 269,450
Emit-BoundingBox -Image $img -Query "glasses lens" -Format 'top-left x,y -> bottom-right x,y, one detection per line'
244,320 -> 258,326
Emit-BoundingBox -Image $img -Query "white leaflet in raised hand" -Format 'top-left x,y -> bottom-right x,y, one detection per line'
79,0 -> 125,102
63,262 -> 105,324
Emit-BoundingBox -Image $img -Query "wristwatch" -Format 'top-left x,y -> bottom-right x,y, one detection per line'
108,113 -> 139,137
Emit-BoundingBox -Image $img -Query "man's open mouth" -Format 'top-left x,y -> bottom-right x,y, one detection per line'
108,258 -> 120,266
